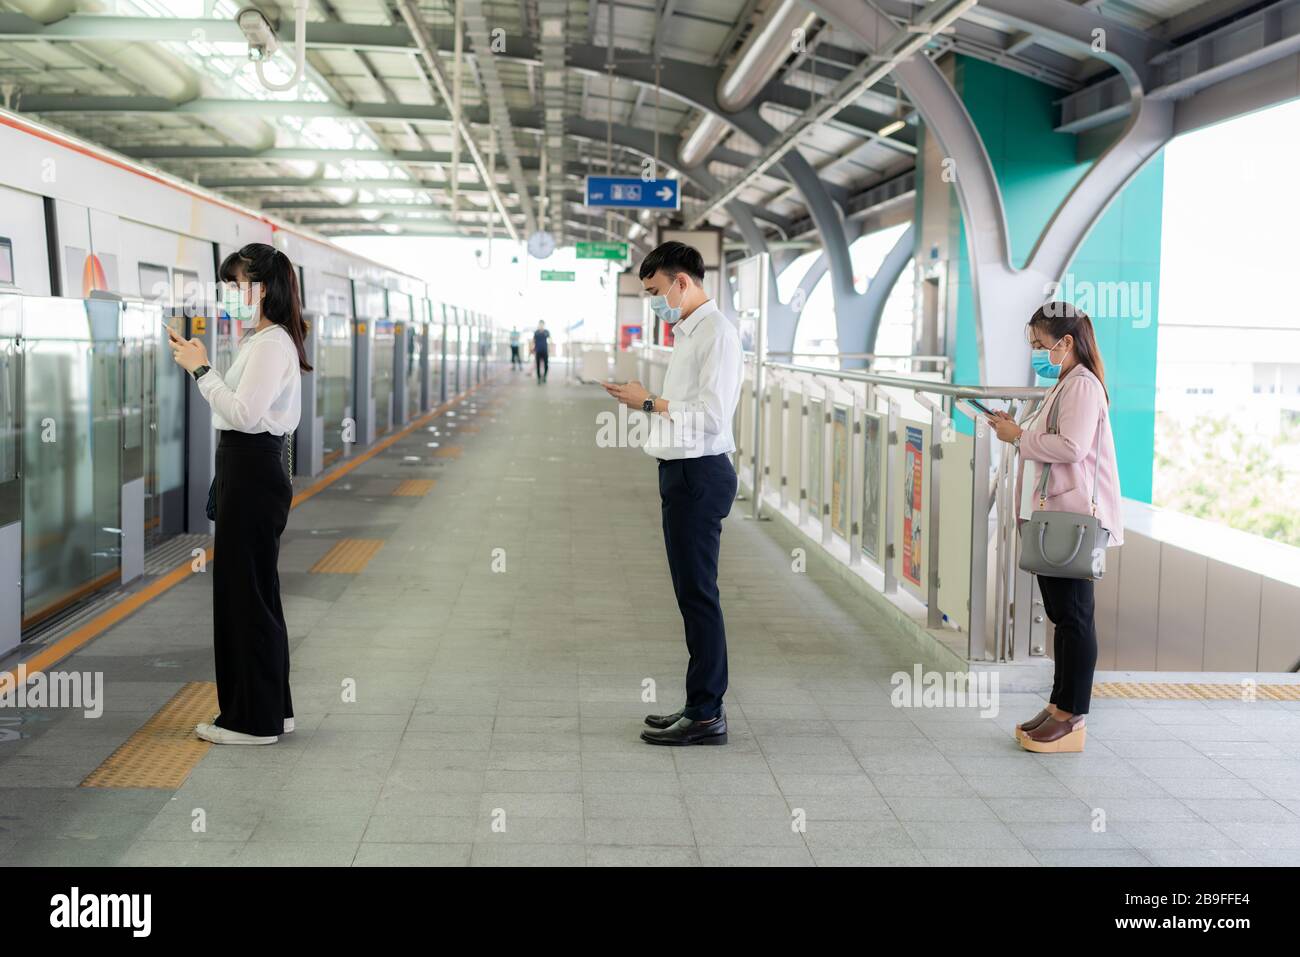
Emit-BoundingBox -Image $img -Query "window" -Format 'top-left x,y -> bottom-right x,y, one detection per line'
174,269 -> 200,318
139,263 -> 171,303
0,237 -> 13,286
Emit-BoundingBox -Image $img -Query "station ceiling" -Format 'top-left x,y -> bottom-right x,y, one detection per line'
0,0 -> 1277,249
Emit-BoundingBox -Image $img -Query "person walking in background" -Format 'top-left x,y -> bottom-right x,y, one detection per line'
988,302 -> 1123,755
532,320 -> 551,383
604,241 -> 742,747
169,242 -> 310,745
510,326 -> 522,370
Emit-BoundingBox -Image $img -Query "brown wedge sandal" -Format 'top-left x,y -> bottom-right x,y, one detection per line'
1015,708 -> 1052,736
1018,714 -> 1086,753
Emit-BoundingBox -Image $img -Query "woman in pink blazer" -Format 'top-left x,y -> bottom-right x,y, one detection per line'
988,303 -> 1123,754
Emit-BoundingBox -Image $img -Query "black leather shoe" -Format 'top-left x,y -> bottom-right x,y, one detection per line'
645,706 -> 726,730
644,709 -> 684,730
640,715 -> 728,747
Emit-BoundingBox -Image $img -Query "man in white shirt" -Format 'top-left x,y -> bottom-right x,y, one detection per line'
604,241 -> 742,746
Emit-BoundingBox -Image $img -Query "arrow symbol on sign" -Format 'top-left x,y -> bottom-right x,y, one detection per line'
656,186 -> 673,201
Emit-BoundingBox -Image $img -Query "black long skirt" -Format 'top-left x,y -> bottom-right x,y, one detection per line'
211,429 -> 294,737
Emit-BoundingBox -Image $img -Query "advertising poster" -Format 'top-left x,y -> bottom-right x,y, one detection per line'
861,415 -> 882,562
902,425 -> 923,587
831,405 -> 849,537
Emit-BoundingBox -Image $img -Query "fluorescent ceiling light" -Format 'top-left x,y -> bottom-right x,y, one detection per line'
877,119 -> 905,137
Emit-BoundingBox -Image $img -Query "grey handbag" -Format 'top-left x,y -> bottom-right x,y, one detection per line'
1017,394 -> 1109,581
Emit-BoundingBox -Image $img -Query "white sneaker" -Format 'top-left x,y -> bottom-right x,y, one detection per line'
195,722 -> 278,746
283,717 -> 295,734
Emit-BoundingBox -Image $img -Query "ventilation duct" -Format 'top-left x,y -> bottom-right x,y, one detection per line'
677,0 -> 817,168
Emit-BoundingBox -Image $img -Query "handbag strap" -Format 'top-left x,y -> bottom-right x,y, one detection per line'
1034,377 -> 1104,514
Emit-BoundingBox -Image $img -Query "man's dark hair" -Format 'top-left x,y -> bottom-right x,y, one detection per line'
639,241 -> 705,283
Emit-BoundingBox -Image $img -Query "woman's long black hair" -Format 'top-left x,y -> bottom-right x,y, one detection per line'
1028,301 -> 1107,403
219,242 -> 313,372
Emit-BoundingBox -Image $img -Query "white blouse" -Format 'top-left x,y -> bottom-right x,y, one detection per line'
197,324 -> 302,435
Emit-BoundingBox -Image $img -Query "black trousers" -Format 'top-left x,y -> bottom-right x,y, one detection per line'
658,454 -> 737,720
510,345 -> 522,368
212,430 -> 294,737
1037,574 -> 1097,715
535,351 -> 549,379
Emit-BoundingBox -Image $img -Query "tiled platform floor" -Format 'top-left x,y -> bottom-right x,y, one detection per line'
3,371 -> 1300,866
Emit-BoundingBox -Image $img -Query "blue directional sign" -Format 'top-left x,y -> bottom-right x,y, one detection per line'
584,175 -> 680,211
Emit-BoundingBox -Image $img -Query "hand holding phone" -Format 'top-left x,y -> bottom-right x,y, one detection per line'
962,398 -> 998,417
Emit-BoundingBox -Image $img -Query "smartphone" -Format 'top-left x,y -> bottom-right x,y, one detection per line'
163,319 -> 181,341
964,398 -> 1001,417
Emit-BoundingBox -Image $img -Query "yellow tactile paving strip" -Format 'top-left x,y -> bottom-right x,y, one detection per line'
309,538 -> 385,574
81,682 -> 217,789
431,446 -> 463,459
1094,682 -> 1300,701
393,479 -> 435,497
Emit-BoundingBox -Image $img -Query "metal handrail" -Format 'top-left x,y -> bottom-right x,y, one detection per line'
766,351 -> 951,364
765,361 -> 1047,401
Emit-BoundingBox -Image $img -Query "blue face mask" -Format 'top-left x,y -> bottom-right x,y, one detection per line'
649,283 -> 684,325
1030,339 -> 1065,380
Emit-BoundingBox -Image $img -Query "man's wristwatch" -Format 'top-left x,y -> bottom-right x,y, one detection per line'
191,364 -> 211,381
642,393 -> 657,414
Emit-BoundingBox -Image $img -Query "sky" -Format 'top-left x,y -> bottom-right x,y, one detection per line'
1159,96 -> 1300,333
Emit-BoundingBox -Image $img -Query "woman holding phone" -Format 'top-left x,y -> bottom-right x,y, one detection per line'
169,243 -> 312,745
986,302 -> 1122,754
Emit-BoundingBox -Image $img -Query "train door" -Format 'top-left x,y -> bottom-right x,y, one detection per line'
136,263 -> 189,546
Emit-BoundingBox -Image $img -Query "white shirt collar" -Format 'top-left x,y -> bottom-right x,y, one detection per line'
674,298 -> 717,338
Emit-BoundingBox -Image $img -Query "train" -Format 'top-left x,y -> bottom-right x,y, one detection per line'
0,108 -> 499,655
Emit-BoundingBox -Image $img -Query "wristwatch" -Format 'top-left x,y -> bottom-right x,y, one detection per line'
642,393 -> 657,414
191,364 -> 211,381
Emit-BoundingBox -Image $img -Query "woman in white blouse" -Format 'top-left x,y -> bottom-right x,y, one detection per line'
170,243 -> 311,745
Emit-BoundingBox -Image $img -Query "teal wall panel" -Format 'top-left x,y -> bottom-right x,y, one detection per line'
941,56 -> 1163,502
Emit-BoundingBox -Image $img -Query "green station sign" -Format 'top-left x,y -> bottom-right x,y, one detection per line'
540,270 -> 576,281
575,241 -> 629,261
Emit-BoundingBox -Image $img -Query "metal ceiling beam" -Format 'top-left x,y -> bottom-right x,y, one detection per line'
395,0 -> 519,240
10,93 -> 541,128
1057,0 -> 1300,133
685,0 -> 974,228
0,15 -> 898,145
462,0 -> 537,233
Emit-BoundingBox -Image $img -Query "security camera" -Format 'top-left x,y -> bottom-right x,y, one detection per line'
237,8 -> 279,61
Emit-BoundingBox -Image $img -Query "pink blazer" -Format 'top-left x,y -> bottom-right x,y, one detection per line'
1014,365 -> 1124,547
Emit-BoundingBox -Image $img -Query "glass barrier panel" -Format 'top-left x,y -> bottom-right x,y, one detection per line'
806,397 -> 823,516
861,410 -> 885,563
319,313 -> 353,463
20,298 -> 123,624
373,318 -> 395,436
831,403 -> 850,539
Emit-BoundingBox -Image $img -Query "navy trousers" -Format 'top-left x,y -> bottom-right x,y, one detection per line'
658,453 -> 737,720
